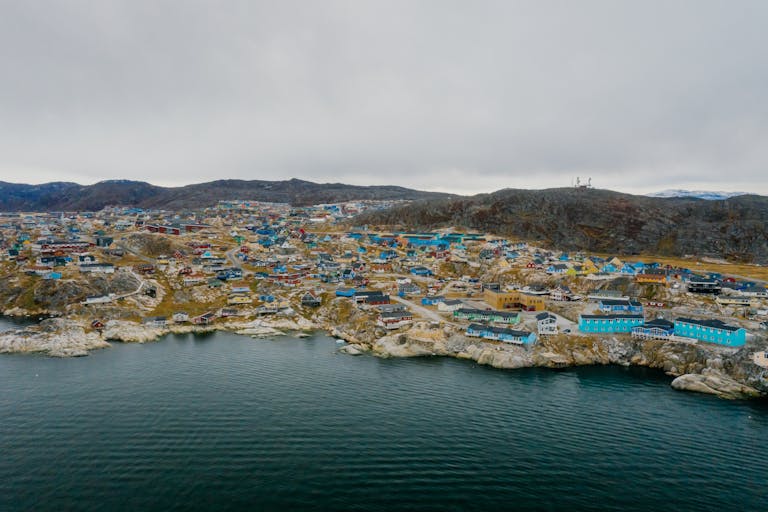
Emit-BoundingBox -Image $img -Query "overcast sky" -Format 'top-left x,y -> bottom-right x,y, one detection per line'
1,1 -> 766,195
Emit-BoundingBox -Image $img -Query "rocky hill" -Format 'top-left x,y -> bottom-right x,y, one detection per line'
0,178 -> 452,211
354,188 -> 768,263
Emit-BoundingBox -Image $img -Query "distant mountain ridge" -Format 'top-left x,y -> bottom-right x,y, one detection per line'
648,189 -> 748,200
354,187 -> 768,263
0,179 -> 453,211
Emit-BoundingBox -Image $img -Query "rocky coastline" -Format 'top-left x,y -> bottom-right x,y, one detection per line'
2,309 -> 767,401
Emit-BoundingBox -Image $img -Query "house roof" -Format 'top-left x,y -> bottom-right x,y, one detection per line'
674,317 -> 742,332
381,311 -> 412,319
642,318 -> 674,329
456,308 -> 519,318
599,299 -> 642,306
580,314 -> 644,320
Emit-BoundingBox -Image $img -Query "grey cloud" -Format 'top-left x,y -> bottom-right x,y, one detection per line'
0,0 -> 766,194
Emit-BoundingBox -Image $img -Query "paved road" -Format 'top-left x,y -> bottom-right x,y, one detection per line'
113,269 -> 147,300
390,295 -> 456,325
226,248 -> 243,269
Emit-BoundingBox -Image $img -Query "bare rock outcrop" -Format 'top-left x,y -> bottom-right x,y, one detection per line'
671,369 -> 762,399
0,318 -> 109,357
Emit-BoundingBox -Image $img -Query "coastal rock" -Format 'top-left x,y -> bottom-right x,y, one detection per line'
373,334 -> 436,358
362,325 -> 768,400
102,320 -> 164,343
0,318 -> 109,357
671,369 -> 761,399
532,351 -> 569,368
258,316 -> 317,332
338,344 -> 365,356
237,325 -> 286,338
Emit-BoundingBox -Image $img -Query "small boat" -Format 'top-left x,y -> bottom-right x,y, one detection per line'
336,339 -> 346,344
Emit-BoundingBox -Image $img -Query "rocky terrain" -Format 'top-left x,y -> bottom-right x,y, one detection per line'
354,188 -> 768,263
0,318 -> 109,357
0,178 -> 452,211
0,269 -> 142,316
361,324 -> 768,400
2,295 -> 766,400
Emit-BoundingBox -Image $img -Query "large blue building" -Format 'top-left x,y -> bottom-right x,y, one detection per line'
673,318 -> 746,346
578,314 -> 645,333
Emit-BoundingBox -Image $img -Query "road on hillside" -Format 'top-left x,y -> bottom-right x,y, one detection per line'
114,268 -> 147,300
226,248 -> 243,269
390,295 -> 457,325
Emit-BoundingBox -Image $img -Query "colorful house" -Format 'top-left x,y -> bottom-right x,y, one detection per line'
335,288 -> 356,297
673,318 -> 746,346
483,289 -> 545,312
620,263 -> 637,275
454,308 -> 520,324
636,269 -> 668,285
536,312 -> 558,336
546,263 -> 568,274
686,277 -> 721,294
631,318 -> 674,340
378,310 -> 414,329
578,314 -> 644,333
597,299 -> 643,314
465,324 -> 537,345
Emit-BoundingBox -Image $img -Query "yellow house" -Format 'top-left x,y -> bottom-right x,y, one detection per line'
227,295 -> 252,305
582,259 -> 599,274
483,289 -> 545,311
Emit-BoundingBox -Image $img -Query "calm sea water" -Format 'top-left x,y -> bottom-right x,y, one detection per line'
1,323 -> 767,511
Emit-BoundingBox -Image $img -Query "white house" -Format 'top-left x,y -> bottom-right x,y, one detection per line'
172,312 -> 190,323
536,312 -> 558,336
437,299 -> 464,312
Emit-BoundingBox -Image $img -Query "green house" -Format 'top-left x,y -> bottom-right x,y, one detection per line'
453,308 -> 520,324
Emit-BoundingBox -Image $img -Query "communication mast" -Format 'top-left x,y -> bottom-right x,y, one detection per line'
574,177 -> 593,189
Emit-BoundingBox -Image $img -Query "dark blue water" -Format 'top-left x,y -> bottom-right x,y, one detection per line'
0,316 -> 39,332
1,329 -> 767,512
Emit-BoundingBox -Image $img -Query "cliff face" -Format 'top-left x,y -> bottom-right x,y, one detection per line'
367,325 -> 768,400
354,188 -> 768,263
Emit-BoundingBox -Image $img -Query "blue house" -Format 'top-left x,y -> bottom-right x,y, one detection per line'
410,266 -> 433,276
421,295 -> 445,306
546,264 -> 568,274
335,288 -> 356,297
673,318 -> 746,346
579,314 -> 645,333
598,299 -> 643,314
601,263 -> 618,273
465,324 -> 537,345
379,250 -> 398,260
620,263 -> 637,275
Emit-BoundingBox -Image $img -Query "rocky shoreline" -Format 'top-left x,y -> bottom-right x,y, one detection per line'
2,312 -> 767,401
